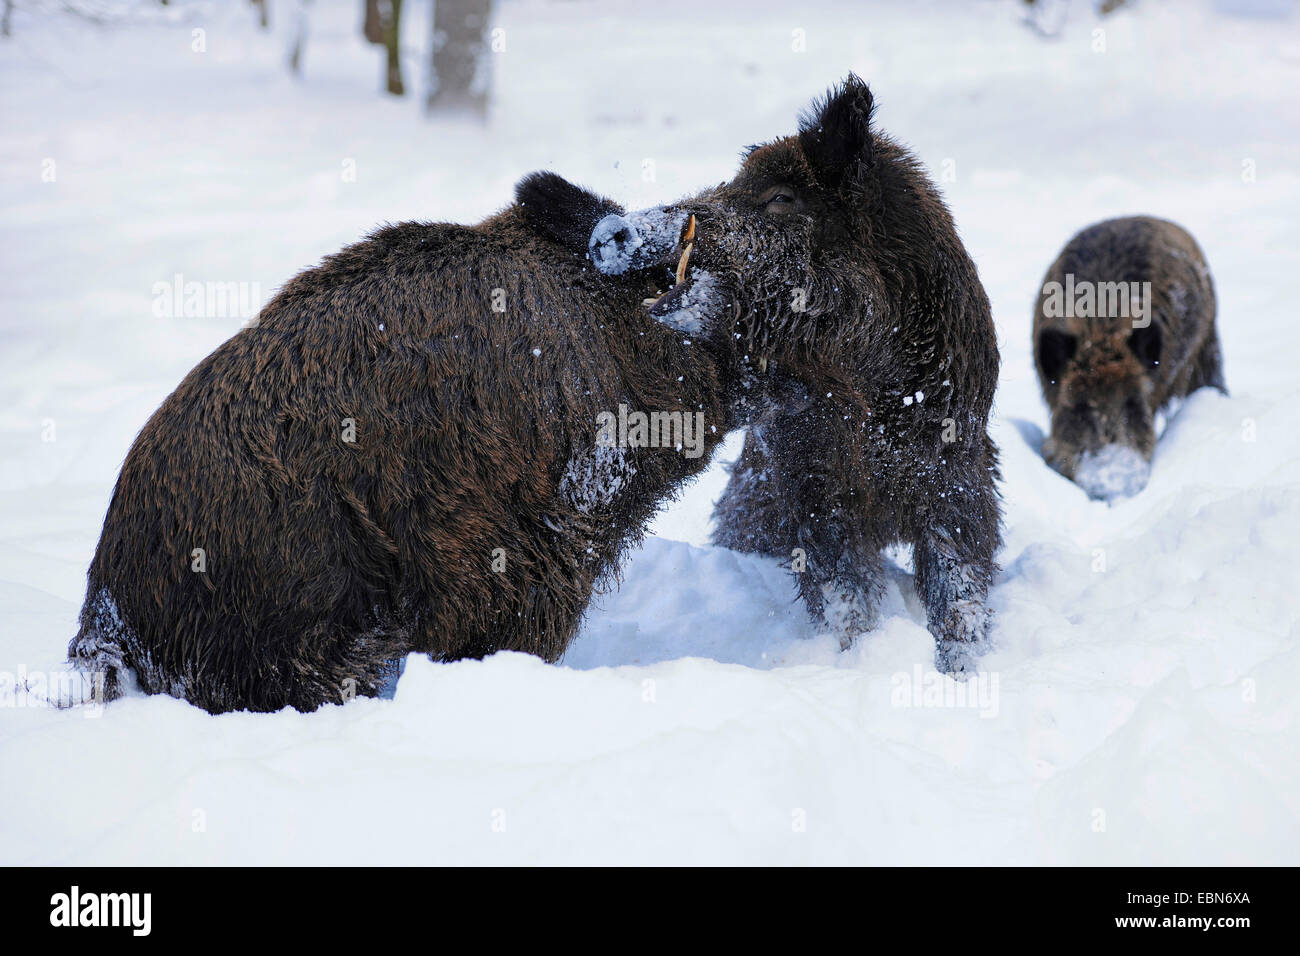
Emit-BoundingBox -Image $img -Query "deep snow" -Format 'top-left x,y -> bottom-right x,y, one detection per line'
1,0 -> 1298,864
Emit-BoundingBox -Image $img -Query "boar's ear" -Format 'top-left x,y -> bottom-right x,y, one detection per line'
515,171 -> 625,254
798,74 -> 875,192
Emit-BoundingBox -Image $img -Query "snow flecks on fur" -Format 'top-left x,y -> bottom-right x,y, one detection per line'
933,606 -> 987,675
916,546 -> 993,674
652,269 -> 722,335
560,441 -> 637,513
67,589 -> 127,672
57,587 -> 134,708
819,579 -> 879,650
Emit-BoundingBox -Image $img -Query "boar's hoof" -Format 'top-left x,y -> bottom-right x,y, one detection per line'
932,599 -> 992,678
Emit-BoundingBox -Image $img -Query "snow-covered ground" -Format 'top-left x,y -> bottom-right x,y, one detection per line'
2,0 -> 1298,864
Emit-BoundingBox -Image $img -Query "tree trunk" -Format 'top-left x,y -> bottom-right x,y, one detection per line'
363,0 -> 383,44
288,0 -> 312,74
383,0 -> 404,95
426,0 -> 492,116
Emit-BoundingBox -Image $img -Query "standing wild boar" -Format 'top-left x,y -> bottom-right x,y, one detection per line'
66,172 -> 749,713
589,76 -> 1002,675
1034,215 -> 1225,500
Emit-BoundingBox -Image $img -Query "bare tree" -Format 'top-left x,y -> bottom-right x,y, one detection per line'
379,0 -> 404,95
1021,0 -> 1132,38
426,0 -> 492,116
363,0 -> 383,44
288,0 -> 312,74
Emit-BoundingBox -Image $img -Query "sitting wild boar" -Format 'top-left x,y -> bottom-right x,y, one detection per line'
67,172 -> 750,713
1034,215 -> 1225,500
590,76 -> 1002,675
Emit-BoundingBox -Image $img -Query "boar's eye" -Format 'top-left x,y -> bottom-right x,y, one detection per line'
1038,329 -> 1077,385
1129,324 -> 1162,369
759,185 -> 802,215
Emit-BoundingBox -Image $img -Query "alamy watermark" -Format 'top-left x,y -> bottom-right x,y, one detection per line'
152,273 -> 263,321
50,886 -> 151,936
595,403 -> 707,459
0,665 -> 107,717
1041,273 -> 1151,328
890,664 -> 1000,718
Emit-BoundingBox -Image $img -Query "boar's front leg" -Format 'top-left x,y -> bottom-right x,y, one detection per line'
796,508 -> 886,650
911,450 -> 1000,675
714,414 -> 886,648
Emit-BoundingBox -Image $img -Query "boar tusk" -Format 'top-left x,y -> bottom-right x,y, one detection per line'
675,242 -> 694,286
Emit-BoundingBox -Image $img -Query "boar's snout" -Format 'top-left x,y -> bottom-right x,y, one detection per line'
589,208 -> 690,276
1072,444 -> 1152,502
588,214 -> 639,273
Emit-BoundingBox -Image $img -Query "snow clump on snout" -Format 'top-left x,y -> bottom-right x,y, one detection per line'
589,208 -> 689,275
1073,444 -> 1151,501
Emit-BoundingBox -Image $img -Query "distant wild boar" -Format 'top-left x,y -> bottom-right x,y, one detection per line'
590,76 -> 1002,675
68,172 -> 750,713
1034,215 -> 1225,500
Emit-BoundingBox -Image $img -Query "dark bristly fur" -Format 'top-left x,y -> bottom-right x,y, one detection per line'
676,76 -> 1002,674
1033,215 -> 1224,497
69,173 -> 746,713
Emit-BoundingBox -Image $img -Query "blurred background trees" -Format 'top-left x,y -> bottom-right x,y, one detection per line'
426,0 -> 491,116
361,0 -> 406,95
357,0 -> 493,108
359,0 -> 491,108
2,0 -> 493,115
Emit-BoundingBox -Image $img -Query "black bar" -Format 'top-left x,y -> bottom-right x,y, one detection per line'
3,866 -> 1282,942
